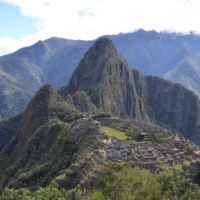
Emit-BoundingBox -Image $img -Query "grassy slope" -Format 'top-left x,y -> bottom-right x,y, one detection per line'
0,118 -> 77,191
0,84 -> 82,191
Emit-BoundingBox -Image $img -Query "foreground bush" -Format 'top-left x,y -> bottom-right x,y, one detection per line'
81,163 -> 200,200
1,181 -> 66,200
2,163 -> 200,199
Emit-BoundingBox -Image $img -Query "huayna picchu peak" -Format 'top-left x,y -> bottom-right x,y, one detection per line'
2,37 -> 200,198
59,38 -> 149,122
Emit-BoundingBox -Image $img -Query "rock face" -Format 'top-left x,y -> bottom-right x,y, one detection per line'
132,69 -> 200,142
59,38 -> 200,144
59,38 -> 149,122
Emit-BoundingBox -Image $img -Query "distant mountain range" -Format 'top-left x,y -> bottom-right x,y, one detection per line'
1,29 -> 200,119
0,38 -> 86,119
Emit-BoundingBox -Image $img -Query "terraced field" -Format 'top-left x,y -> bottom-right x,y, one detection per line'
154,133 -> 171,142
103,121 -> 154,143
101,126 -> 128,140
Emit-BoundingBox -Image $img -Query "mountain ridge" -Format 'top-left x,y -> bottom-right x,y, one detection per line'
0,83 -> 84,191
2,29 -> 200,121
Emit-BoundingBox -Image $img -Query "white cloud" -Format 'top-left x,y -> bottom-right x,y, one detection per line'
1,0 -> 200,56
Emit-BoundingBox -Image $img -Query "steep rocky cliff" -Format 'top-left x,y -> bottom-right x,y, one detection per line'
59,38 -> 149,122
59,38 -> 200,144
132,69 -> 200,141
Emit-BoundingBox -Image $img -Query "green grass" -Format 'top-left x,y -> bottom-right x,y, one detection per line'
101,126 -> 128,140
110,123 -> 124,130
55,174 -> 66,181
154,133 -> 170,138
112,122 -> 124,127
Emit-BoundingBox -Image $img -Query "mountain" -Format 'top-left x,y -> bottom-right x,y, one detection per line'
71,30 -> 200,98
1,37 -> 200,193
0,89 -> 97,152
2,30 -> 200,120
0,84 -> 85,191
59,38 -> 200,144
0,38 -> 87,119
59,38 -> 149,121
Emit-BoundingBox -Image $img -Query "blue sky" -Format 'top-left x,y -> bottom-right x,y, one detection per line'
0,0 -> 200,56
0,1 -> 38,40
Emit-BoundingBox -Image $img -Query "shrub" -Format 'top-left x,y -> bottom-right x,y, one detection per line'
92,112 -> 111,119
135,132 -> 144,140
79,163 -> 200,200
184,145 -> 193,152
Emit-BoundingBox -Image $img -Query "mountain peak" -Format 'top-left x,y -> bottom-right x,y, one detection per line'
83,37 -> 118,62
92,38 -> 117,52
59,37 -> 130,97
15,84 -> 63,153
59,38 -> 149,121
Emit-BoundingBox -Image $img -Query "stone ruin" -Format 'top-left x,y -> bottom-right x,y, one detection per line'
55,117 -> 200,190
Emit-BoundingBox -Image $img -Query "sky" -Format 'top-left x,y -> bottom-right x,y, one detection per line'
0,0 -> 200,56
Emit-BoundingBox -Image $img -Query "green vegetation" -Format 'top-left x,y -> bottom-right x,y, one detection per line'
3,163 -> 200,200
0,38 -> 86,120
0,118 -> 77,191
92,112 -> 111,119
174,163 -> 183,170
58,37 -> 200,145
2,35 -> 200,198
184,145 -> 194,152
71,91 -> 97,114
0,110 -> 24,151
0,84 -> 83,191
1,181 -> 69,200
101,126 -> 128,140
136,132 -> 144,141
51,101 -> 82,122
80,163 -> 200,200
